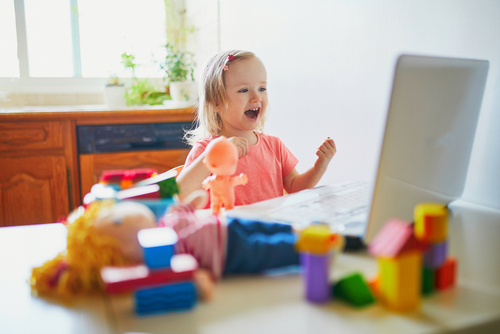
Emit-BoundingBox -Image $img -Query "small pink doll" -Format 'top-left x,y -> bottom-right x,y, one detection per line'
202,136 -> 248,214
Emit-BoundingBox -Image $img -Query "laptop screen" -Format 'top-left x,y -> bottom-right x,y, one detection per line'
364,54 -> 489,243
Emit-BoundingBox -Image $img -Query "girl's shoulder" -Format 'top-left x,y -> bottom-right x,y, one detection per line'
256,132 -> 284,146
194,135 -> 218,148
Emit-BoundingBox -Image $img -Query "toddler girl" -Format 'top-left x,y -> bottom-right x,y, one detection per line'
177,50 -> 337,206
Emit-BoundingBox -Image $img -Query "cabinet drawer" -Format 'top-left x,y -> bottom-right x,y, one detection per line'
0,121 -> 64,152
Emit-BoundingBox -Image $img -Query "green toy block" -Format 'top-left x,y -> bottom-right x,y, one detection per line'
333,272 -> 375,307
135,170 -> 179,198
158,177 -> 179,198
422,267 -> 435,296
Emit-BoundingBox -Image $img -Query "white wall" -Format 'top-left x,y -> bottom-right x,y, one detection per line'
216,0 -> 500,211
186,0 -> 500,211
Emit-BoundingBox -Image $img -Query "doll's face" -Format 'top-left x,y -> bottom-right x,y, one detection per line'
203,137 -> 238,176
93,201 -> 156,263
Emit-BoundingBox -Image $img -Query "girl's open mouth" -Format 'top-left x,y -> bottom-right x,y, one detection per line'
244,107 -> 260,120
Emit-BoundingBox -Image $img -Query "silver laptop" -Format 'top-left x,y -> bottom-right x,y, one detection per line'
227,55 -> 489,245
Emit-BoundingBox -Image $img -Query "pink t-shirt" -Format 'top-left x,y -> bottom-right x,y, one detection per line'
185,132 -> 299,206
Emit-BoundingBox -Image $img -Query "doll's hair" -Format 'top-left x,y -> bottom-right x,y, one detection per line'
184,50 -> 268,146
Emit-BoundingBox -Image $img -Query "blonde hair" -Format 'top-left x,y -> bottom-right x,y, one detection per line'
185,50 -> 268,146
30,200 -> 132,300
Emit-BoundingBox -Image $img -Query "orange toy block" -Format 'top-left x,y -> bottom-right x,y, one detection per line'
377,251 -> 422,311
368,275 -> 381,299
435,257 -> 457,290
414,203 -> 448,243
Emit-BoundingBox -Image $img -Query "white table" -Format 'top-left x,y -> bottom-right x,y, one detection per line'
1,222 -> 500,334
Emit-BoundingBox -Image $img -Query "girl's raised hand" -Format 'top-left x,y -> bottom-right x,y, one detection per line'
316,137 -> 336,167
228,137 -> 249,159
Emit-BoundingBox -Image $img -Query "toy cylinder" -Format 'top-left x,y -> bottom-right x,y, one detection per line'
300,253 -> 331,303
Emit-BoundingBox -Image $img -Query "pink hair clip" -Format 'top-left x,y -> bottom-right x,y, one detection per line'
222,65 -> 229,71
228,54 -> 235,61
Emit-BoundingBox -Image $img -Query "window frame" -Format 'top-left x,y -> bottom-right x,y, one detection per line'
1,0 -> 160,94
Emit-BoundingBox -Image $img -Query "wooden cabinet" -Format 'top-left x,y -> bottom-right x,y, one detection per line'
0,107 -> 195,227
0,121 -> 76,226
0,155 -> 69,226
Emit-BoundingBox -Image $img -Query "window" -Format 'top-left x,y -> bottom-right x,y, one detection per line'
1,0 -> 167,92
0,0 -> 20,78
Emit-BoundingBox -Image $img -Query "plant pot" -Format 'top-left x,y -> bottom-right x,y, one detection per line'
169,81 -> 197,102
104,85 -> 126,108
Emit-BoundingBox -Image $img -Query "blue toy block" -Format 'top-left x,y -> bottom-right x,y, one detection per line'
135,197 -> 176,220
134,281 -> 197,316
138,227 -> 178,269
423,240 -> 447,269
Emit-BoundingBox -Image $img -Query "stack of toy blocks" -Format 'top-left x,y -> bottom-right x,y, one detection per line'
295,225 -> 342,303
414,203 -> 457,294
124,169 -> 180,219
368,218 -> 428,311
87,168 -> 180,220
100,227 -> 199,316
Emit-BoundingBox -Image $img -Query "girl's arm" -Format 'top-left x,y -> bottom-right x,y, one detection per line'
283,138 -> 336,193
176,151 -> 212,201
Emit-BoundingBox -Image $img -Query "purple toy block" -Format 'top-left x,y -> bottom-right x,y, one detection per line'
424,240 -> 447,269
300,253 -> 331,303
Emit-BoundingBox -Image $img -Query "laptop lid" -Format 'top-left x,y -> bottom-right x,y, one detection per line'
363,54 -> 489,243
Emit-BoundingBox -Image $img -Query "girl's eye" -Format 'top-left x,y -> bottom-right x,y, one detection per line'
259,87 -> 267,92
239,89 -> 248,93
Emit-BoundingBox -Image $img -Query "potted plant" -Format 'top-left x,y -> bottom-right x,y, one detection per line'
121,52 -> 168,106
103,73 -> 127,108
158,44 -> 196,102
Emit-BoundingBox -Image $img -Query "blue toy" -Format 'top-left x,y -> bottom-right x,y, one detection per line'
138,227 -> 178,269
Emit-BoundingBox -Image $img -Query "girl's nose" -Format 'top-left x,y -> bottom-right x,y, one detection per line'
250,90 -> 261,102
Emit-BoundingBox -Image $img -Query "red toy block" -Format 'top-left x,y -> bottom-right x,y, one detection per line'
101,254 -> 198,294
435,257 -> 457,290
369,218 -> 427,258
99,169 -> 157,184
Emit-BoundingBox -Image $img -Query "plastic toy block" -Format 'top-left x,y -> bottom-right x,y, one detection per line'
138,227 -> 178,269
414,203 -> 448,243
100,169 -> 157,183
99,170 -> 128,184
136,197 -> 176,219
424,240 -> 447,269
116,184 -> 160,200
135,169 -> 179,198
295,225 -> 342,255
369,218 -> 427,258
368,275 -> 380,298
99,169 -> 156,184
435,257 -> 457,290
422,267 -> 435,295
377,251 -> 422,311
300,253 -> 331,303
90,183 -> 117,200
134,281 -> 197,316
101,254 -> 198,294
333,272 -> 375,307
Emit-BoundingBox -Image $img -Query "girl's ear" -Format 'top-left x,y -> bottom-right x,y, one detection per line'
214,103 -> 222,113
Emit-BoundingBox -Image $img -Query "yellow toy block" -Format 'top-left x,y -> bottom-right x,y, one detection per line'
295,225 -> 343,255
377,251 -> 422,311
414,203 -> 448,243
